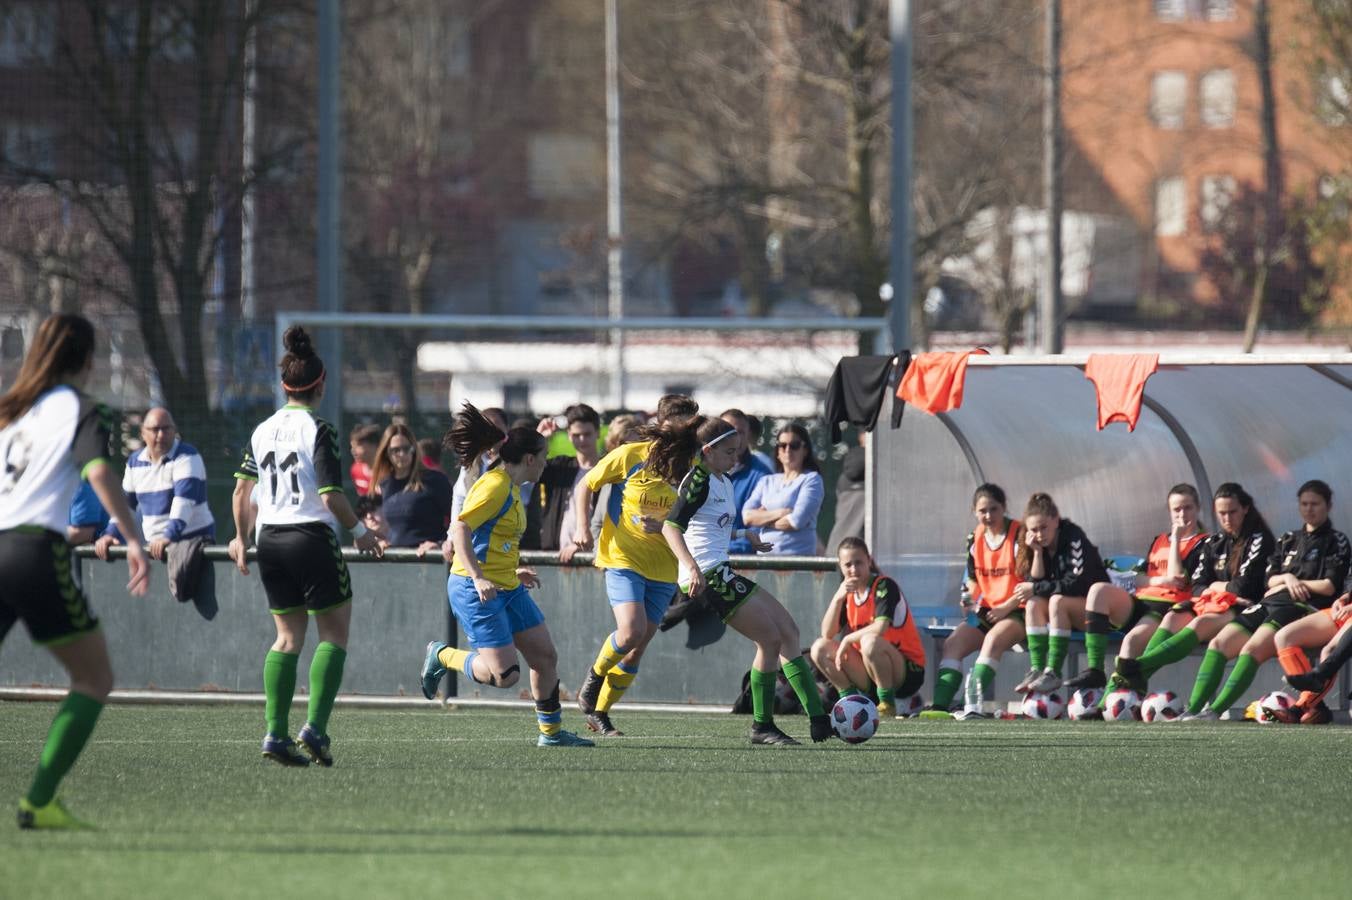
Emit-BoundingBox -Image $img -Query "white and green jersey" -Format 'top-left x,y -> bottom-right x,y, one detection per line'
665,461 -> 735,587
0,385 -> 115,534
235,404 -> 344,531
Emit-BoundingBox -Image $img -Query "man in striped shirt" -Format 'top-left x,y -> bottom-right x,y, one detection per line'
94,408 -> 215,560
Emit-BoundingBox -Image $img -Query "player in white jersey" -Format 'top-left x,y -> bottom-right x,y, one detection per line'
0,314 -> 150,830
227,326 -> 381,767
655,415 -> 832,745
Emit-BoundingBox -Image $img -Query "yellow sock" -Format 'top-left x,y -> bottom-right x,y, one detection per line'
595,663 -> 638,712
437,647 -> 475,680
591,633 -> 628,678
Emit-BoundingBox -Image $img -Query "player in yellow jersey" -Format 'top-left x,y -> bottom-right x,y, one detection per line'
570,395 -> 696,735
419,404 -> 593,747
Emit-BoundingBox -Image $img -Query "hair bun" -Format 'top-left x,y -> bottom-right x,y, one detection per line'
283,325 -> 314,358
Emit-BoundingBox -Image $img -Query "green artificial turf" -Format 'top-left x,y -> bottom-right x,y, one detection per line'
2,702 -> 1350,899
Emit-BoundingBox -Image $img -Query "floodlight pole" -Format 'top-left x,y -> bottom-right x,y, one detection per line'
605,0 -> 626,409
316,0 -> 343,422
888,0 -> 913,355
1040,0 -> 1064,354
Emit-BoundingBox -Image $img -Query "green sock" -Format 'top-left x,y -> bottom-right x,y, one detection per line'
1085,633 -> 1108,672
749,668 -> 775,724
932,667 -> 963,709
780,656 -> 825,717
306,642 -> 347,736
971,663 -> 995,696
1026,630 -> 1048,672
1047,632 -> 1070,676
1207,653 -> 1260,714
877,686 -> 896,706
264,649 -> 299,737
1144,625 -> 1174,655
1188,649 -> 1228,714
1139,628 -> 1199,678
840,686 -> 863,697
26,691 -> 104,808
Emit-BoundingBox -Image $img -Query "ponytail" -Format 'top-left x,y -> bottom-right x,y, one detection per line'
643,414 -> 718,483
279,325 -> 325,397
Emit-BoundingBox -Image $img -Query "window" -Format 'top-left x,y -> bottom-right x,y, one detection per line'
0,4 -> 56,65
1203,0 -> 1235,21
1317,73 -> 1349,126
502,382 -> 531,414
1154,0 -> 1187,22
1150,71 -> 1187,129
527,133 -> 601,200
1199,69 -> 1235,128
1200,175 -> 1236,230
1155,177 -> 1187,236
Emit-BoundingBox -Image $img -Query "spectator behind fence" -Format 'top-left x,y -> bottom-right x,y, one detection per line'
370,423 -> 452,556
588,414 -> 642,541
418,437 -> 443,472
348,424 -> 381,496
719,409 -> 772,555
825,429 -> 866,552
95,407 -> 215,561
525,403 -> 601,557
741,422 -> 824,556
747,414 -> 774,472
355,494 -> 385,537
67,480 -> 109,545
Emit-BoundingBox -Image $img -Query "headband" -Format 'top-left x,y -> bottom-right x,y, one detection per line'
281,366 -> 326,394
702,429 -> 737,452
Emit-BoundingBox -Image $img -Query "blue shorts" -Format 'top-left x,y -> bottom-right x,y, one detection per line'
448,575 -> 546,650
604,568 -> 678,623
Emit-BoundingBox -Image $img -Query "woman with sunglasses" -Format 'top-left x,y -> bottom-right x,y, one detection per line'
741,423 -> 825,556
368,423 -> 452,556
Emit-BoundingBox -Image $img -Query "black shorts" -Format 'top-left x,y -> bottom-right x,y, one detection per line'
691,561 -> 759,623
1231,592 -> 1315,634
1123,598 -> 1172,630
895,657 -> 925,698
976,607 -> 1024,632
0,528 -> 100,646
256,523 -> 352,615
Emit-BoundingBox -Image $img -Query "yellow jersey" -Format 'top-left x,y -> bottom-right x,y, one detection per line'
451,467 -> 524,589
584,440 -> 678,583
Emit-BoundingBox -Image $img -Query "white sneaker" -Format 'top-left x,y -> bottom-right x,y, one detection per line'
1185,709 -> 1219,721
954,708 -> 992,721
1027,669 -> 1063,694
1013,668 -> 1040,693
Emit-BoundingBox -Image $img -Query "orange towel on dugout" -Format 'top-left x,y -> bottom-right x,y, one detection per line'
895,350 -> 987,415
1084,353 -> 1159,432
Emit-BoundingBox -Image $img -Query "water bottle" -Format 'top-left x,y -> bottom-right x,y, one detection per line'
960,585 -> 979,628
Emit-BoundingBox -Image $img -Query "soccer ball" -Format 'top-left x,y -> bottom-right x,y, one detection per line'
895,693 -> 925,718
1020,691 -> 1065,720
1102,689 -> 1142,721
1255,690 -> 1295,723
1067,688 -> 1104,720
831,695 -> 879,744
1141,691 -> 1183,722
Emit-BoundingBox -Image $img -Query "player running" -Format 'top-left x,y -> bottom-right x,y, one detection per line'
921,484 -> 1024,719
3,313 -> 151,829
419,404 -> 594,747
228,326 -> 383,767
1110,483 -> 1276,710
812,537 -> 926,721
1059,484 -> 1208,702
659,415 -> 832,745
569,395 -> 695,736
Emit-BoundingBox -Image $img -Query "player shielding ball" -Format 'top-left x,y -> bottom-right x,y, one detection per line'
228,326 -> 383,767
2,314 -> 151,830
659,415 -> 832,745
420,404 -> 593,747
811,537 -> 926,719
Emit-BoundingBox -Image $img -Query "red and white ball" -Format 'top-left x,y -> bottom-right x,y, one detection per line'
1141,691 -> 1183,722
1256,690 -> 1295,723
831,695 -> 880,743
1102,689 -> 1143,721
1067,688 -> 1104,720
895,693 -> 925,718
1020,691 -> 1065,720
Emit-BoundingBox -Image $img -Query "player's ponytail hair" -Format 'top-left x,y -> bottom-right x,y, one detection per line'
640,413 -> 708,483
0,313 -> 96,428
279,325 -> 325,398
445,403 -> 544,470
1213,482 -> 1275,576
1016,492 -> 1060,578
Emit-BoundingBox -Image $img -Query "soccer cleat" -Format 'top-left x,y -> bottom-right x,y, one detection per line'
1260,703 -> 1302,724
918,708 -> 955,720
17,797 -> 93,831
1013,668 -> 1040,693
1026,669 -> 1063,694
297,723 -> 333,767
1284,670 -> 1333,694
750,722 -> 801,746
420,640 -> 448,700
954,709 -> 992,721
876,700 -> 896,718
584,712 -> 624,736
809,714 -> 834,743
576,669 -> 604,715
1300,702 -> 1332,725
1113,658 -> 1148,696
261,734 -> 310,767
1063,668 -> 1108,691
1186,709 -> 1219,721
537,729 -> 595,748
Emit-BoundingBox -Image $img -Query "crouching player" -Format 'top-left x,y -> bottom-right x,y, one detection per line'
811,537 -> 926,721
659,415 -> 832,745
420,404 -> 593,748
1280,576 -> 1352,720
